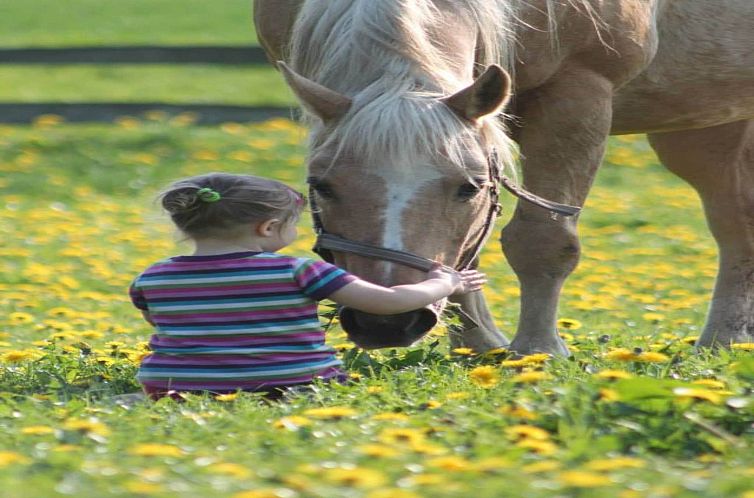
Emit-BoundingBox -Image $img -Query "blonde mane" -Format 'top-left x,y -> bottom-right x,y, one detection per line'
288,0 -> 522,174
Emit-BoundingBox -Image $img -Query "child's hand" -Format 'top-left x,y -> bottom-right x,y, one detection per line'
427,264 -> 487,294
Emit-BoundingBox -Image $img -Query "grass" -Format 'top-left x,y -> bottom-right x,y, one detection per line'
0,0 -> 257,47
0,118 -> 752,497
0,65 -> 294,106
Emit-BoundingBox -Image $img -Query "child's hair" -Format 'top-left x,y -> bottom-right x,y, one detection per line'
159,173 -> 305,239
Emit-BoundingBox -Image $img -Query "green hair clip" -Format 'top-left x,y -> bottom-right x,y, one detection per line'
197,187 -> 221,203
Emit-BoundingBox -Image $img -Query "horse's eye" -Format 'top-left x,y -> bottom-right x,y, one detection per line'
308,178 -> 336,200
457,182 -> 482,201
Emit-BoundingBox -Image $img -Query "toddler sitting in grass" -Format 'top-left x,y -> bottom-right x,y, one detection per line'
129,172 -> 486,399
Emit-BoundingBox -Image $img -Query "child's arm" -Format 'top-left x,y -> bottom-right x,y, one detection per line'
329,265 -> 486,315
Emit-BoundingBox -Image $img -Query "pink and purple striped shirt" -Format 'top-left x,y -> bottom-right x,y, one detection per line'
129,251 -> 356,394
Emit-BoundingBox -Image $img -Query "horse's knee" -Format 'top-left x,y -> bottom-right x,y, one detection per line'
500,212 -> 581,280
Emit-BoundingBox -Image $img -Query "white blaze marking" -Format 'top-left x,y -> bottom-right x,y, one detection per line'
375,165 -> 443,252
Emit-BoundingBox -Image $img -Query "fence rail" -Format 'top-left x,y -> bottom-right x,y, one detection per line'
0,45 -> 292,124
0,46 -> 269,65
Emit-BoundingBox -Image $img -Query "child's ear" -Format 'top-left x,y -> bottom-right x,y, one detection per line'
255,219 -> 281,237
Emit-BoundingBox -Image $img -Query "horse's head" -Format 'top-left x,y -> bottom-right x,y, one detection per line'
279,62 -> 514,349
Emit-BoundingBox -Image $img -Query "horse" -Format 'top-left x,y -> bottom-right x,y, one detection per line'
253,0 -> 754,356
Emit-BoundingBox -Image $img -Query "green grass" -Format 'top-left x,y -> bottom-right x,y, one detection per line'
0,0 -> 257,47
0,121 -> 752,498
0,65 -> 294,105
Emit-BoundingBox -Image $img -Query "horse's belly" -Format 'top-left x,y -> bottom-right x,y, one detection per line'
611,0 -> 754,135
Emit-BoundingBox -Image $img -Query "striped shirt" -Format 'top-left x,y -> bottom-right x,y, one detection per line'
129,251 -> 357,393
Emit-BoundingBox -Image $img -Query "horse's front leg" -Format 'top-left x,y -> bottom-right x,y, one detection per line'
501,67 -> 614,357
447,291 -> 509,352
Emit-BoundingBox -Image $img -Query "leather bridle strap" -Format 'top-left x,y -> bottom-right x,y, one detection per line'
314,233 -> 446,272
309,150 -> 581,272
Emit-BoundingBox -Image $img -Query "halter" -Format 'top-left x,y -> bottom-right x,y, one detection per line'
309,150 -> 580,272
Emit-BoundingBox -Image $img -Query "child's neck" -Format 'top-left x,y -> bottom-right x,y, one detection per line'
191,237 -> 265,256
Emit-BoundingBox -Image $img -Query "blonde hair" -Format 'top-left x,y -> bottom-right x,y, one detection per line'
159,173 -> 304,239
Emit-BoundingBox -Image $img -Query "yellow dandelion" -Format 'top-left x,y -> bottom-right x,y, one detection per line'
124,481 -> 163,494
498,405 -> 538,420
356,444 -> 401,458
302,406 -> 357,419
732,343 -> 754,351
127,443 -> 185,458
451,347 -> 475,355
511,371 -> 552,384
520,353 -> 551,365
402,473 -> 448,486
515,438 -> 558,455
62,419 -> 110,436
207,462 -> 252,479
522,460 -> 561,473
558,470 -> 613,488
635,351 -> 670,363
641,312 -> 665,322
323,467 -> 388,488
692,379 -> 726,389
378,427 -> 426,446
8,312 -> 34,324
594,369 -> 633,380
584,457 -> 646,471
371,412 -> 410,422
420,400 -> 442,409
366,489 -> 422,498
473,457 -> 513,473
214,392 -> 240,402
557,318 -> 583,330
445,391 -> 471,401
673,387 -> 723,404
604,348 -> 637,361
505,424 -> 550,441
273,416 -> 312,430
408,441 -> 448,455
20,425 -> 55,436
468,365 -> 501,388
425,456 -> 472,472
501,359 -> 529,368
366,386 -> 384,394
599,388 -> 621,402
0,451 -> 30,467
1,350 -> 35,364
232,489 -> 291,498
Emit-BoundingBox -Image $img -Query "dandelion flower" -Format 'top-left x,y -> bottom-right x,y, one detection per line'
1,350 -> 35,364
323,467 -> 388,488
371,412 -> 410,422
0,451 -> 30,467
451,347 -> 475,356
378,428 -> 426,446
273,416 -> 312,430
505,425 -> 550,441
366,489 -> 422,498
673,387 -> 723,404
691,379 -> 726,389
128,443 -> 185,457
516,438 -> 558,455
594,369 -> 633,380
557,318 -> 583,330
357,444 -> 401,458
302,406 -> 357,419
62,419 -> 110,436
207,462 -> 252,479
468,365 -> 501,388
584,457 -> 646,471
635,351 -> 670,363
558,470 -> 613,487
732,343 -> 754,351
215,392 -> 240,402
511,371 -> 552,384
20,425 -> 55,435
425,456 -> 472,472
604,348 -> 637,361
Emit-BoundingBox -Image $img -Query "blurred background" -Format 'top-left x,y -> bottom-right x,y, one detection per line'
0,0 -> 295,124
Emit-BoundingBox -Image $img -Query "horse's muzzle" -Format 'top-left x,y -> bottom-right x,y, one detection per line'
339,307 -> 438,349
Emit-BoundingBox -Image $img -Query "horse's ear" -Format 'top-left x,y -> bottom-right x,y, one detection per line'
442,64 -> 511,123
277,61 -> 352,122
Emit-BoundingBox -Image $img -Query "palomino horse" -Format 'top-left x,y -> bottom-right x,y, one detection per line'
254,0 -> 754,355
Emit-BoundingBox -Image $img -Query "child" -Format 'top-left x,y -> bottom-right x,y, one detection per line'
129,172 -> 486,399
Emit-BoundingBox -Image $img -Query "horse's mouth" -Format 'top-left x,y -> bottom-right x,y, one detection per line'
339,307 -> 439,349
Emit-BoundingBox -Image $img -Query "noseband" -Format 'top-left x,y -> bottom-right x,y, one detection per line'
309,151 -> 580,272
